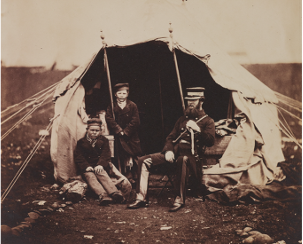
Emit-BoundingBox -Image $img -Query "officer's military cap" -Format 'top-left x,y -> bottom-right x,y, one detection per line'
184,87 -> 205,100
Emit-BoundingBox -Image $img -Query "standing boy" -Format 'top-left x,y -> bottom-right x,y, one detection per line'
106,83 -> 142,182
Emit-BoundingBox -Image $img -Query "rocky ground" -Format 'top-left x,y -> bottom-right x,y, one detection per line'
1,111 -> 302,244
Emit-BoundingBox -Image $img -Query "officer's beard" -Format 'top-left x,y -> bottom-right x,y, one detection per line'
184,104 -> 200,119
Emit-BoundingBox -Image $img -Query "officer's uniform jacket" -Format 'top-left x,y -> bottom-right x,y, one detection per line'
105,99 -> 142,156
74,135 -> 111,174
162,109 -> 215,156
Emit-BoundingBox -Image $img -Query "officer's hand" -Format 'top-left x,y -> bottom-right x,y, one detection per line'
86,166 -> 94,172
186,120 -> 201,132
119,131 -> 128,139
165,151 -> 175,163
143,157 -> 152,168
94,165 -> 104,174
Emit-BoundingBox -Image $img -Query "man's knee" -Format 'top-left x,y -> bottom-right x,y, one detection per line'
176,156 -> 188,165
138,155 -> 152,168
84,171 -> 97,179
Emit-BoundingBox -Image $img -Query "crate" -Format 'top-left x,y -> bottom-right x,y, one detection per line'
104,135 -> 115,158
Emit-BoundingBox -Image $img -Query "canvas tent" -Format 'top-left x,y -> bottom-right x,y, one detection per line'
50,0 -> 285,194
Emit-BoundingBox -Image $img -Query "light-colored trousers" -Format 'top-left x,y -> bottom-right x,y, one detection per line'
84,167 -> 118,197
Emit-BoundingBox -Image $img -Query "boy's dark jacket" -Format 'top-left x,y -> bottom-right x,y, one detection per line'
105,99 -> 142,156
74,135 -> 111,174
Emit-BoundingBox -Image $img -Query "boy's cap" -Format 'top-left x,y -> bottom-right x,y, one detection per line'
114,83 -> 129,93
87,118 -> 102,127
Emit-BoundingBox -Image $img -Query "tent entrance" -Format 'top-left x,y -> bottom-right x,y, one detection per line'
81,42 -> 230,154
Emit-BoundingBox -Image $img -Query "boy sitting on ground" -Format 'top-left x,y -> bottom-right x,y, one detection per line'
74,118 -> 124,205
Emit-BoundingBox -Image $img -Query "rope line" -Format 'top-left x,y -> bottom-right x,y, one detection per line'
276,114 -> 302,149
1,115 -> 58,203
2,89 -> 55,125
1,94 -> 54,125
277,108 -> 296,139
1,92 -> 53,141
275,92 -> 302,112
276,105 -> 302,122
1,81 -> 59,116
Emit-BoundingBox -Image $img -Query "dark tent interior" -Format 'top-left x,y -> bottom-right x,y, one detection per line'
81,41 -> 231,154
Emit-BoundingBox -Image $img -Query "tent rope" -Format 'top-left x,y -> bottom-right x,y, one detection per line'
275,91 -> 302,112
277,108 -> 296,139
277,118 -> 302,149
1,92 -> 53,141
1,115 -> 59,203
279,119 -> 296,142
260,104 -> 301,148
1,81 -> 59,116
2,88 -> 55,125
276,105 -> 302,122
279,124 -> 302,149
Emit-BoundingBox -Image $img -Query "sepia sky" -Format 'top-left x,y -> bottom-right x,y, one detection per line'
1,0 -> 302,69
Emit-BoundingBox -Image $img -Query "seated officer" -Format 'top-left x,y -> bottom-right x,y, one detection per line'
74,118 -> 124,205
127,87 -> 215,212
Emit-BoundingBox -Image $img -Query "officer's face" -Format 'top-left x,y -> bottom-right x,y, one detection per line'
115,89 -> 129,102
87,125 -> 101,139
187,99 -> 200,109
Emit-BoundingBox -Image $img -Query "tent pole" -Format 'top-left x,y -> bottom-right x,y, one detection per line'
103,48 -> 121,172
169,23 -> 185,111
104,48 -> 115,120
173,50 -> 185,111
158,73 -> 165,142
101,31 -> 121,172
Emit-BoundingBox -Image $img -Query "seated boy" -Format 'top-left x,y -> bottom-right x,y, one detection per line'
74,118 -> 124,205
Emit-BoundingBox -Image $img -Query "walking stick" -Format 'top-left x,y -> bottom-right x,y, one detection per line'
190,128 -> 195,155
101,31 -> 121,172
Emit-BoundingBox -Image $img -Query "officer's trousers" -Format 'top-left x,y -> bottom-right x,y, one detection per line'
135,151 -> 202,204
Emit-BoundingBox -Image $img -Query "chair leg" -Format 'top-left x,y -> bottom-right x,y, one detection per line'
157,179 -> 170,197
157,174 -> 174,197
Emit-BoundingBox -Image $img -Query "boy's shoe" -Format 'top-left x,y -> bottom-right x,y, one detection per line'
111,192 -> 124,204
99,195 -> 113,206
